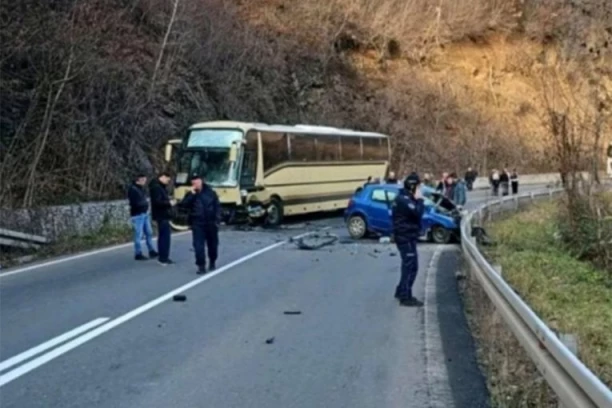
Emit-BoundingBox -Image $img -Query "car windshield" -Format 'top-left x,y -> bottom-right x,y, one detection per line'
175,129 -> 243,186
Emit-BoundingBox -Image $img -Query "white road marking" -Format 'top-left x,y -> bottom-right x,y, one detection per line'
0,229 -> 324,387
0,232 -> 190,278
424,246 -> 455,408
0,318 -> 109,373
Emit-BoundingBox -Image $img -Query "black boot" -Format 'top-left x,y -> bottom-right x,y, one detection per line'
399,297 -> 424,307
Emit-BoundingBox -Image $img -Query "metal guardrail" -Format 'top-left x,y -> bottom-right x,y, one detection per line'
460,189 -> 612,408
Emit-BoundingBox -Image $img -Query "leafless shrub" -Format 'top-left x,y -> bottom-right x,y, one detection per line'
541,65 -> 612,277
1,0 -> 607,209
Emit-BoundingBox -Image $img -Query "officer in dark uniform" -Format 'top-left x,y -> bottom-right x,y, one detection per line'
392,172 -> 426,307
180,174 -> 221,274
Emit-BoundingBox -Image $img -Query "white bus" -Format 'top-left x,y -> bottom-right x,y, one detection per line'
164,121 -> 391,228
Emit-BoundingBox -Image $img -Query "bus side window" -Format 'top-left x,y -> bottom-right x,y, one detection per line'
362,137 -> 380,161
289,134 -> 316,161
316,135 -> 340,161
261,132 -> 290,171
341,136 -> 362,161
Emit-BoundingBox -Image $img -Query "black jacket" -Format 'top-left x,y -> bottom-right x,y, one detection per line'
391,188 -> 425,244
465,170 -> 477,182
149,179 -> 172,221
127,183 -> 149,216
179,184 -> 221,226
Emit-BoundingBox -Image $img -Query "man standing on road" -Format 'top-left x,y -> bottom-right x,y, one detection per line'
180,174 -> 221,274
464,167 -> 477,191
386,171 -> 398,184
490,169 -> 500,196
127,174 -> 157,261
392,172 -> 426,307
436,172 -> 449,192
500,167 -> 510,196
149,172 -> 175,265
510,168 -> 519,195
452,173 -> 467,207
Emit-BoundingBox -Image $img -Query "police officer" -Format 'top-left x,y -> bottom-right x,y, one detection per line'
180,174 -> 221,274
392,172 -> 426,307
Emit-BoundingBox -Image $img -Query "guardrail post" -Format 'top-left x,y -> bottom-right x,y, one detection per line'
559,333 -> 578,356
514,196 -> 519,210
492,264 -> 502,276
557,333 -> 579,408
530,191 -> 535,202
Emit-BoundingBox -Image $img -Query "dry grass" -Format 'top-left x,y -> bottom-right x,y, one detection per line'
462,197 -> 612,406
460,263 -> 557,407
0,221 -> 135,268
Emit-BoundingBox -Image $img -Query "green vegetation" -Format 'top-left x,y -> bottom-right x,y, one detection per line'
485,200 -> 612,388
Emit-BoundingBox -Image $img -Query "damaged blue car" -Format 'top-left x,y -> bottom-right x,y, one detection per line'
344,183 -> 462,244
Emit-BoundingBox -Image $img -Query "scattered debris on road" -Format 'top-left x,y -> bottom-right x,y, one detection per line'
172,294 -> 187,302
390,252 -> 397,257
294,232 -> 339,250
283,311 -> 302,315
379,236 -> 391,244
265,337 -> 275,344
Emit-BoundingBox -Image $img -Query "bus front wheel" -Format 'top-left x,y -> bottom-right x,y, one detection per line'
265,198 -> 284,227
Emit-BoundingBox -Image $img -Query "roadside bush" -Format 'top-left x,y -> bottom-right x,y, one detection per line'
557,190 -> 612,278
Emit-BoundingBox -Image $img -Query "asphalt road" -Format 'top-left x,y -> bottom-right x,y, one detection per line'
0,186 -> 549,408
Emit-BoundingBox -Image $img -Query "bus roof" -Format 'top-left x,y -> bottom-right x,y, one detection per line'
188,120 -> 388,138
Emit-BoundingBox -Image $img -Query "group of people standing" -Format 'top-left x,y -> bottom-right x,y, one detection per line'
127,172 -> 222,274
489,168 -> 519,196
420,172 -> 468,206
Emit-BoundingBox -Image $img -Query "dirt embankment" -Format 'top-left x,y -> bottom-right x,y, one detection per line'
1,0 -> 610,207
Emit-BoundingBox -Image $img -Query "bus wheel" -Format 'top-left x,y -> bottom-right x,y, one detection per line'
265,198 -> 284,227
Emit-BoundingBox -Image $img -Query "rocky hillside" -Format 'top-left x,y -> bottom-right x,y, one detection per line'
1,0 -> 610,207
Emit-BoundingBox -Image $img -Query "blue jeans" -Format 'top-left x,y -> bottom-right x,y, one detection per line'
156,219 -> 171,261
130,213 -> 155,256
396,240 -> 419,301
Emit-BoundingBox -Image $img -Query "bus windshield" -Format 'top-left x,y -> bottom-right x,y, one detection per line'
176,129 -> 243,186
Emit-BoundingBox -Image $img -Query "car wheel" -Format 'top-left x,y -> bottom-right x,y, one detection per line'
347,215 -> 367,239
431,225 -> 451,244
265,198 -> 284,227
